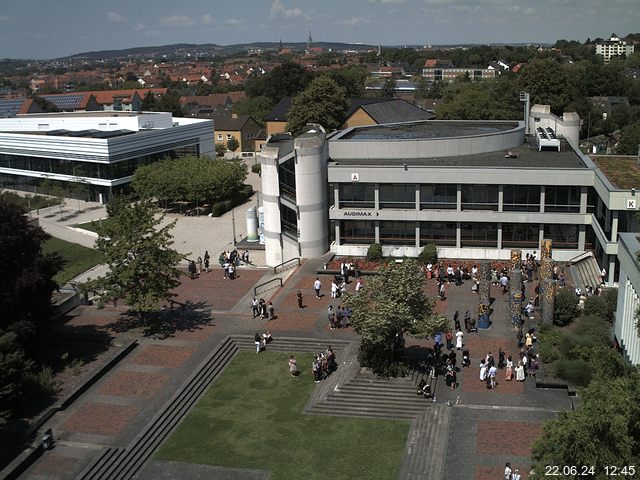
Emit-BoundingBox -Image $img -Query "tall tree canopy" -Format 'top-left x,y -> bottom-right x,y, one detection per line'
244,62 -> 313,103
0,199 -> 62,337
286,76 -> 349,134
92,201 -> 182,320
617,121 -> 640,155
343,260 -> 449,374
517,58 -> 576,115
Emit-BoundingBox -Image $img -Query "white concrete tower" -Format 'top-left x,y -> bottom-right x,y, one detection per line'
258,144 -> 283,266
294,127 -> 329,258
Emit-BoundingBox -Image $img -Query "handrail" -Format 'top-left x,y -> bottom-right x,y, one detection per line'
254,277 -> 283,296
273,257 -> 301,274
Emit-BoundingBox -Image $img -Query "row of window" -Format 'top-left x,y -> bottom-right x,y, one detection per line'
337,184 -> 589,213
0,145 -> 200,180
339,221 -> 580,249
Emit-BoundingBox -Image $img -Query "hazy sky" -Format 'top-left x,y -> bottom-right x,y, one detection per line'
1,0 -> 638,59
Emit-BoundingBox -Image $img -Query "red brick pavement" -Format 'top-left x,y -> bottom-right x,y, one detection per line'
62,402 -> 139,436
462,373 -> 524,394
476,421 -> 543,456
32,454 -> 79,475
171,269 -> 265,311
169,322 -> 217,341
97,370 -> 169,399
476,465 -> 529,480
132,344 -> 195,368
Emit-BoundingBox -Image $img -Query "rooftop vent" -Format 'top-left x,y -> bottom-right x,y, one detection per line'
535,127 -> 560,151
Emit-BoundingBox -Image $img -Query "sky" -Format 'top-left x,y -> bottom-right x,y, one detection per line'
0,0 -> 638,59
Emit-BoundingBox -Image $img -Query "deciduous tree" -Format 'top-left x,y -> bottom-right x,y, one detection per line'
286,76 -> 349,134
343,260 -> 449,375
92,201 -> 182,321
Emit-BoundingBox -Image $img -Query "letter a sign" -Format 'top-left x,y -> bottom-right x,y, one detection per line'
351,173 -> 359,182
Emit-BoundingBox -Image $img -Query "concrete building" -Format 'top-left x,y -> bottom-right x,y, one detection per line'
258,107 -> 639,290
615,233 -> 640,364
596,34 -> 635,63
0,111 -> 214,201
422,66 -> 496,82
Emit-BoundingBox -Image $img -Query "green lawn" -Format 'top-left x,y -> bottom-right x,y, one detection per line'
74,217 -> 114,234
42,237 -> 103,285
157,351 -> 410,480
1,191 -> 61,211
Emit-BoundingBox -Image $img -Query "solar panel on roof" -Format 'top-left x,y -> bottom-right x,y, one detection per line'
41,94 -> 84,110
0,98 -> 26,117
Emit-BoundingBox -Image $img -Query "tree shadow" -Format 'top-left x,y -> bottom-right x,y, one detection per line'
104,300 -> 214,339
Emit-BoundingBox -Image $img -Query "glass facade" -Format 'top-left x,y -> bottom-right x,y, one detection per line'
502,223 -> 540,248
339,183 -> 375,209
461,185 -> 499,211
279,157 -> 296,201
281,205 -> 298,240
503,185 -> 540,212
544,186 -> 580,213
420,222 -> 456,246
420,184 -> 457,209
379,184 -> 416,209
461,222 -> 498,247
380,221 -> 415,245
341,220 -> 375,244
544,224 -> 578,249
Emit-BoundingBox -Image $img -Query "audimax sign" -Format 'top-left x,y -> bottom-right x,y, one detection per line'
342,211 -> 380,217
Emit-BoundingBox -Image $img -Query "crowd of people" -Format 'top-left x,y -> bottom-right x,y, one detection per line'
312,347 -> 337,383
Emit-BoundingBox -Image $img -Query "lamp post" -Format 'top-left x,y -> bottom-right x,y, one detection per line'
231,208 -> 237,246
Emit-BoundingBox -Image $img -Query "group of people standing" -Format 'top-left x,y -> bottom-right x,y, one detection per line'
251,297 -> 275,320
327,304 -> 351,329
312,347 -> 337,383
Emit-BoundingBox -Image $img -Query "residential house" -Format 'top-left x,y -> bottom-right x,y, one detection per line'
36,93 -> 102,112
214,113 -> 262,153
342,98 -> 435,129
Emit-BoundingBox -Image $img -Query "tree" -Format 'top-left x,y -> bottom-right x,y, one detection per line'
0,331 -> 35,424
226,137 -> 240,153
517,59 -> 575,115
0,199 -> 63,338
286,76 -> 349,134
245,62 -> 313,103
380,78 -> 396,98
343,260 -> 449,375
92,201 -> 182,321
233,95 -> 274,126
554,288 -> 579,326
617,121 -> 640,155
532,371 -> 640,476
215,143 -> 227,157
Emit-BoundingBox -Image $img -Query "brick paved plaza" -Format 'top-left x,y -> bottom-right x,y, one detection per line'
21,256 -> 571,480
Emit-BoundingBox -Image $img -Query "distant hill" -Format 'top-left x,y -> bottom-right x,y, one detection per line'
64,41 -> 379,61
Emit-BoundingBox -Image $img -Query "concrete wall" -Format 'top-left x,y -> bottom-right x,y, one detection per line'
258,145 -> 283,266
615,233 -> 640,364
529,105 -> 580,145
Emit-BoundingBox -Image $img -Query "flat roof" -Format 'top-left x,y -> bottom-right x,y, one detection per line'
339,121 -> 519,140
331,139 -> 587,169
591,156 -> 640,189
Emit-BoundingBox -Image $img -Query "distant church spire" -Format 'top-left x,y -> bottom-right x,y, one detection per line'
377,44 -> 381,56
307,30 -> 312,53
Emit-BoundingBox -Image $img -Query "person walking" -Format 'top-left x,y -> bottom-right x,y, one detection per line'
288,355 -> 297,377
314,278 -> 322,299
203,251 -> 210,272
488,364 -> 497,389
251,297 -> 260,318
297,290 -> 304,309
327,305 -> 336,329
331,280 -> 338,299
445,330 -> 453,350
515,361 -> 525,381
188,260 -> 197,279
505,355 -> 514,381
254,332 -> 262,354
455,328 -> 464,350
504,462 -> 512,480
479,359 -> 487,382
196,256 -> 203,275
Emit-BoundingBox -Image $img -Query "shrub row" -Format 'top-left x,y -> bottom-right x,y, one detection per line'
211,184 -> 254,217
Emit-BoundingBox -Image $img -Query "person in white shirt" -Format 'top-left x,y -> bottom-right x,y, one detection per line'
314,278 -> 322,299
330,281 -> 338,298
355,277 -> 363,292
471,265 -> 478,279
455,329 -> 464,350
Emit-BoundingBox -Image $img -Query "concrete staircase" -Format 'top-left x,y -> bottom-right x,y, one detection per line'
398,404 -> 452,480
569,253 -> 602,291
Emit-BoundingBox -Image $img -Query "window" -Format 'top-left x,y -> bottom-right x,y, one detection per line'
587,187 -> 598,214
502,223 -> 539,248
226,134 -> 232,141
544,186 -> 580,213
420,184 -> 457,209
339,183 -> 375,209
281,205 -> 298,240
420,222 -> 456,246
461,185 -> 498,211
461,223 -> 497,247
544,224 -> 578,249
217,134 -> 223,140
379,184 -> 415,209
380,221 -> 415,246
341,220 -> 375,244
278,157 -> 296,201
503,185 -> 540,212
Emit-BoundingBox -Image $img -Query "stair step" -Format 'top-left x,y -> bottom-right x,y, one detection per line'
308,404 -> 421,419
323,396 -> 429,410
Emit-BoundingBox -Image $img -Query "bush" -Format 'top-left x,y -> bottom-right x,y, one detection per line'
582,345 -> 629,380
251,163 -> 262,175
602,288 -> 618,321
554,288 -> 579,326
574,314 -> 611,342
583,296 -> 610,321
418,243 -> 438,265
538,341 -> 561,364
366,243 -> 383,262
223,199 -> 234,211
553,359 -> 591,386
558,332 -> 602,359
212,201 -> 226,217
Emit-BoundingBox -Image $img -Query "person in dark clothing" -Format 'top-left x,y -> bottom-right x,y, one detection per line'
188,260 -> 197,279
297,290 -> 303,309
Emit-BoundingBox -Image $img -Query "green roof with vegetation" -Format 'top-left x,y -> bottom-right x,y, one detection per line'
592,156 -> 640,189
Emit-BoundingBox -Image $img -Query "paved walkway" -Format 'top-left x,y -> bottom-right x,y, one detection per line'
19,258 -> 570,480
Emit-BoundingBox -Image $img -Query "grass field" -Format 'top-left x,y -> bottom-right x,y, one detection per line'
74,217 -> 114,233
43,237 -> 103,285
156,351 -> 410,480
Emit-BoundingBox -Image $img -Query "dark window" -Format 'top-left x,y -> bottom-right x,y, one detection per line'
379,184 -> 416,209
461,185 -> 498,211
544,186 -> 580,213
503,185 -> 540,212
278,157 -> 296,201
502,223 -> 540,248
420,222 -> 456,246
544,224 -> 578,249
341,220 -> 375,244
379,221 -> 415,246
281,205 -> 298,240
420,184 -> 457,209
461,223 -> 498,247
339,183 -> 375,209
587,187 -> 598,214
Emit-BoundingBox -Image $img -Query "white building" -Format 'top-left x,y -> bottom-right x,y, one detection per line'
596,34 -> 635,63
0,111 -> 214,201
615,233 -> 640,364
